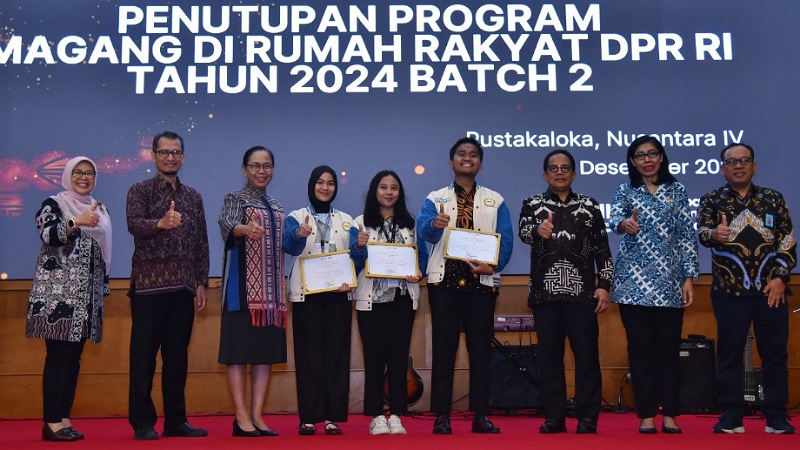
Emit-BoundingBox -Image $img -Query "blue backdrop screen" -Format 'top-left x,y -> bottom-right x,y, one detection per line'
1,1 -> 797,278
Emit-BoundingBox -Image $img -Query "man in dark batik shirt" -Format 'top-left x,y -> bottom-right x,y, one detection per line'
126,131 -> 210,440
698,143 -> 796,435
519,149 -> 613,435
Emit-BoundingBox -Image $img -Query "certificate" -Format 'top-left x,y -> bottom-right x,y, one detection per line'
299,250 -> 358,294
444,227 -> 501,265
365,243 -> 418,279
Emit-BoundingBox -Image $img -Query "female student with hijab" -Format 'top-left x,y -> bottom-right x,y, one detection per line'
283,165 -> 355,436
218,146 -> 285,437
349,170 -> 428,435
27,156 -> 112,442
609,136 -> 698,434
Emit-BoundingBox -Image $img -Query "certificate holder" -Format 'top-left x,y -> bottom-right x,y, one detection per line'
443,227 -> 501,265
299,250 -> 358,295
364,243 -> 419,279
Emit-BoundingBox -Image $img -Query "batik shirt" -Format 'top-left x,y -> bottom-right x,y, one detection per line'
697,183 -> 796,298
519,189 -> 613,307
609,182 -> 699,308
126,175 -> 209,295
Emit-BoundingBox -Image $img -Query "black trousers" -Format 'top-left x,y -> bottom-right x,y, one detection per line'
42,339 -> 86,423
357,291 -> 416,416
292,291 -> 352,424
712,296 -> 789,415
128,290 -> 195,430
532,301 -> 601,422
618,303 -> 684,418
428,285 -> 496,416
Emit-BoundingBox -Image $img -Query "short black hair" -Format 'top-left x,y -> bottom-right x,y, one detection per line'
242,145 -> 275,167
542,149 -> 576,173
720,142 -> 755,161
449,137 -> 483,161
152,130 -> 184,152
625,135 -> 677,188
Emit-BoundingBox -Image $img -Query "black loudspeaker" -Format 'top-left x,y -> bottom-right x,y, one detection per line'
679,338 -> 717,413
489,344 -> 542,410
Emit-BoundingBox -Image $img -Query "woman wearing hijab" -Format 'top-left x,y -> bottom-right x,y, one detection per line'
349,170 -> 428,435
218,146 -> 285,437
27,156 -> 112,442
283,165 -> 355,436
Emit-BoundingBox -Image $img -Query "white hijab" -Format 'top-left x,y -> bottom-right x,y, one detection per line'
52,157 -> 112,275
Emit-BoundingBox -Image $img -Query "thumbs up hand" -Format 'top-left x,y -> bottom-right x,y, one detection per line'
537,211 -> 554,239
75,202 -> 101,227
621,207 -> 640,235
712,214 -> 731,243
356,224 -> 369,249
245,212 -> 265,241
296,214 -> 312,238
158,200 -> 182,229
433,202 -> 451,230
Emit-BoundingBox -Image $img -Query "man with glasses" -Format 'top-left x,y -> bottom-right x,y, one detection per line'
697,143 -> 796,435
518,149 -> 613,434
126,131 -> 210,440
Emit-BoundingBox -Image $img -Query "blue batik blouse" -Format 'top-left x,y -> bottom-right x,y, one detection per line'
609,181 -> 699,308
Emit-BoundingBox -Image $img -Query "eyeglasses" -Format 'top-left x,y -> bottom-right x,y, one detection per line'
154,149 -> 185,158
633,150 -> 660,161
547,164 -> 573,173
722,156 -> 753,166
247,162 -> 274,172
71,170 -> 96,179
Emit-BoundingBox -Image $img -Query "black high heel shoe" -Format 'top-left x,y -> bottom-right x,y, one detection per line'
233,419 -> 261,437
662,423 -> 682,434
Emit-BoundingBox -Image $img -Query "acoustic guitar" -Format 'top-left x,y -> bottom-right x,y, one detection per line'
384,355 -> 424,406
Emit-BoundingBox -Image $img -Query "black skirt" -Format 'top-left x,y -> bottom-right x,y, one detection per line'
218,308 -> 287,365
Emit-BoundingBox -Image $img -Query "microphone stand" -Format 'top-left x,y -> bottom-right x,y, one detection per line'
615,372 -> 631,413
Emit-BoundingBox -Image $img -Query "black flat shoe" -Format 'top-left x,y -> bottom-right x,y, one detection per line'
233,419 -> 261,437
472,416 -> 500,434
42,425 -> 78,442
639,426 -> 658,434
539,419 -> 567,434
299,423 -> 316,436
255,427 -> 279,436
64,426 -> 85,439
433,415 -> 452,434
662,424 -> 682,434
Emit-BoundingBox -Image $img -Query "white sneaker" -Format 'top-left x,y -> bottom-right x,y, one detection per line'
370,415 -> 390,435
387,414 -> 406,434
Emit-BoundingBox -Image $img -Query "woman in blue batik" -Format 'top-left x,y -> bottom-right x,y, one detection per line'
610,136 -> 698,435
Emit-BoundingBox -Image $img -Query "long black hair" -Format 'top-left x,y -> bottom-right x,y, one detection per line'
362,170 -> 415,230
625,135 -> 678,188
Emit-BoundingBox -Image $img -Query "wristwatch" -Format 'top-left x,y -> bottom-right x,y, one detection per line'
67,218 -> 76,228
